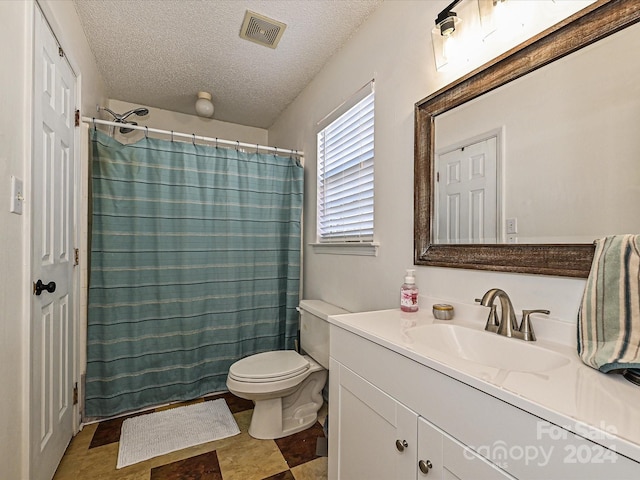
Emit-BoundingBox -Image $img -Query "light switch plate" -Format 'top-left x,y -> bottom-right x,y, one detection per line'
10,176 -> 23,215
506,217 -> 518,234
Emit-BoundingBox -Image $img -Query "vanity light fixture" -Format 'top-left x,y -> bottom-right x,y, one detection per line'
478,0 -> 527,43
435,0 -> 463,36
432,0 -> 465,71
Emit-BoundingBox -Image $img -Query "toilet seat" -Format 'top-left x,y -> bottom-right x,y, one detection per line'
228,350 -> 310,383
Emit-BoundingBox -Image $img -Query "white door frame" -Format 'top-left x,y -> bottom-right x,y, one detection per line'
25,1 -> 83,477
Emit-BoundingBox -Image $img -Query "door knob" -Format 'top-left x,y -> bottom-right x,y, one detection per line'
34,280 -> 56,296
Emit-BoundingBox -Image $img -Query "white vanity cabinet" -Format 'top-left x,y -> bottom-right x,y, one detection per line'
329,361 -> 417,479
418,416 -> 514,480
328,321 -> 640,480
330,358 -> 512,480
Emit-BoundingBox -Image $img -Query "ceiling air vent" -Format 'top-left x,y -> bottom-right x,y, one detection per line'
240,10 -> 287,49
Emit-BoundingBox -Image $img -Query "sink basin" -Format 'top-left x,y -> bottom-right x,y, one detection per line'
406,323 -> 570,373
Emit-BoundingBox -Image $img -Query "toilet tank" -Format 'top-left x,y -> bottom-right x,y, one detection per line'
299,300 -> 349,369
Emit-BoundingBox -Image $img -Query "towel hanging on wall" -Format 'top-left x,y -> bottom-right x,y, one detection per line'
578,234 -> 640,372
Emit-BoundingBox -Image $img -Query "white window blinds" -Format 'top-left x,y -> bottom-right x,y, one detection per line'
317,88 -> 374,242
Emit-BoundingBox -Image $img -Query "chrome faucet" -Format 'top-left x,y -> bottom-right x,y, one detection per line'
478,289 -> 518,337
476,289 -> 550,342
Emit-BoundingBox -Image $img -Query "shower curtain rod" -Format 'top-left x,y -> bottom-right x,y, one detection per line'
81,117 -> 304,157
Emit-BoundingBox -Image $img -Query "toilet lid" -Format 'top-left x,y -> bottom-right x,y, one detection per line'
229,351 -> 310,382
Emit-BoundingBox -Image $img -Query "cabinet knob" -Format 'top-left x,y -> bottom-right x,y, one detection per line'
418,459 -> 433,475
395,439 -> 408,452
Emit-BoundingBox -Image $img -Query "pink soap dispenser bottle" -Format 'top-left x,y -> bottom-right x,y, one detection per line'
400,269 -> 419,312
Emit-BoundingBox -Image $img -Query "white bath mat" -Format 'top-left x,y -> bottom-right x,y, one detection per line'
116,399 -> 240,469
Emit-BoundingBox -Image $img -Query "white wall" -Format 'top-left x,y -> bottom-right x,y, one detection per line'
0,3 -> 32,479
268,0 -> 592,324
0,1 -> 106,478
105,98 -> 268,146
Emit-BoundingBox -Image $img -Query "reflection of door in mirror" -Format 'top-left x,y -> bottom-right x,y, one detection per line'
435,136 -> 499,244
433,21 -> 640,244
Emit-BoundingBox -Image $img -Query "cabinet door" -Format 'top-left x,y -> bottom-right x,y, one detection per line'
331,362 -> 417,480
418,417 -> 514,480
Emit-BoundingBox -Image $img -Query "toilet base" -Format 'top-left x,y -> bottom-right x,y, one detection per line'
247,369 -> 327,440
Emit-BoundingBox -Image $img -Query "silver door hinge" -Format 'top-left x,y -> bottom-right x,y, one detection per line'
73,383 -> 78,405
58,46 -> 65,58
74,248 -> 79,266
75,109 -> 80,127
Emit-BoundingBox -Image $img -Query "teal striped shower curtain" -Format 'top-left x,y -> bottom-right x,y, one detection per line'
86,130 -> 302,418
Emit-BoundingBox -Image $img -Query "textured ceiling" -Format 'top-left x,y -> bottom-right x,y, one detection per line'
73,0 -> 384,129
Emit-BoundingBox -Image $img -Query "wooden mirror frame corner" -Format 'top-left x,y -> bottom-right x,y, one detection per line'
414,0 -> 639,278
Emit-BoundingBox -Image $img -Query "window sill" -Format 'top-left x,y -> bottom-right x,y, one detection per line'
310,242 -> 380,257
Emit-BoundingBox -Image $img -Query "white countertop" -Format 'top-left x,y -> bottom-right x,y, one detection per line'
328,301 -> 640,463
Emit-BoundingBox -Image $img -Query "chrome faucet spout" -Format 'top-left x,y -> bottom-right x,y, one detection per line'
477,289 -> 549,342
479,288 -> 518,338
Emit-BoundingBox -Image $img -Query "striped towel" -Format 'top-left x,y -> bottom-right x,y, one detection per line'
578,235 -> 640,372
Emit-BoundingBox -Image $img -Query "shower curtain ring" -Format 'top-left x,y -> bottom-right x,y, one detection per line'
145,126 -> 148,139
92,117 -> 96,131
236,140 -> 239,151
192,133 -> 196,146
256,144 -> 259,154
215,138 -> 218,148
171,130 -> 174,142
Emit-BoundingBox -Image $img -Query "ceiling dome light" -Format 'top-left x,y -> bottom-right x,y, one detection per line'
195,91 -> 214,118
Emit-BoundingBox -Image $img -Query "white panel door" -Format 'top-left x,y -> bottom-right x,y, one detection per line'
436,137 -> 498,243
30,8 -> 76,480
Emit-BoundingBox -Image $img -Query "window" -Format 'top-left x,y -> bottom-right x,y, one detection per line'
316,84 -> 375,251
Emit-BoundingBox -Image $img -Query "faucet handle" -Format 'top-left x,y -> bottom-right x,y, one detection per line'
519,309 -> 550,342
484,304 -> 500,332
476,298 -> 500,332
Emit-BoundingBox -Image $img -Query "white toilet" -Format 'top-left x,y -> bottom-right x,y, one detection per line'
226,300 -> 348,439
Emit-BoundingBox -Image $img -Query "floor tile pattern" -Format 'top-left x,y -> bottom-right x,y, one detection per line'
150,451 -> 222,480
54,393 -> 327,480
275,423 -> 326,469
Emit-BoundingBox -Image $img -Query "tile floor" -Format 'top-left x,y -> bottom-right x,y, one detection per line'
53,392 -> 328,480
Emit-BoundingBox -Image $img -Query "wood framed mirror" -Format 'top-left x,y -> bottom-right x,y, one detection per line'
414,0 -> 640,278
